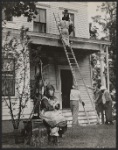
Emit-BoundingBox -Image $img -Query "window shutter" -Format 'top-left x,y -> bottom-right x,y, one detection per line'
69,13 -> 75,37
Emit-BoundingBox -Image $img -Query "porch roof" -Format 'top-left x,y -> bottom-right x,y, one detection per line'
3,28 -> 111,51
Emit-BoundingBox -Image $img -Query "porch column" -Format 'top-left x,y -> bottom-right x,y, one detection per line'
106,46 -> 110,92
99,45 -> 106,88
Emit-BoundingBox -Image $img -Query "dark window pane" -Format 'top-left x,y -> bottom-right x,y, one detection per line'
2,77 -> 15,96
70,13 -> 74,22
34,22 -> 40,32
2,58 -> 15,96
34,22 -> 46,33
40,24 -> 46,33
69,13 -> 75,37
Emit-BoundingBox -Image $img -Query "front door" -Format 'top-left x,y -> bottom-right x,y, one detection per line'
61,70 -> 73,108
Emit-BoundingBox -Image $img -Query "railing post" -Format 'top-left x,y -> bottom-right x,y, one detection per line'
106,46 -> 110,92
100,45 -> 106,88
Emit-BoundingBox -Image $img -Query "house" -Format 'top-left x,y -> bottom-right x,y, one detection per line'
2,2 -> 110,133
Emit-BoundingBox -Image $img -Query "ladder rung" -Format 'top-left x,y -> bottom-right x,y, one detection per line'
66,49 -> 71,52
66,52 -> 73,55
68,57 -> 75,60
66,47 -> 71,50
70,61 -> 76,63
70,63 -> 76,65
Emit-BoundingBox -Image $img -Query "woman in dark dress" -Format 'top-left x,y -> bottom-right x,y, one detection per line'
40,84 -> 67,144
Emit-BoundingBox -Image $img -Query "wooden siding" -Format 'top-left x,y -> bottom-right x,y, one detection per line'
2,98 -> 33,120
5,2 -> 89,39
2,41 -> 31,120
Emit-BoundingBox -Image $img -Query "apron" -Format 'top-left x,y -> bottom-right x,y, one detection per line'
40,96 -> 67,127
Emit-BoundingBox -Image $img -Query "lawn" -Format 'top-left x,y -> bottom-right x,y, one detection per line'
2,122 -> 116,148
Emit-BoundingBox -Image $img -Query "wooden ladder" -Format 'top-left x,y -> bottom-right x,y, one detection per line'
53,12 -> 100,125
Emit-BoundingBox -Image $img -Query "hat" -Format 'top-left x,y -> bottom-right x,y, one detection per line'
100,86 -> 106,90
64,9 -> 68,13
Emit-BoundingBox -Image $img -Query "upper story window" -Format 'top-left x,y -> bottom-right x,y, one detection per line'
33,8 -> 46,33
2,58 -> 15,96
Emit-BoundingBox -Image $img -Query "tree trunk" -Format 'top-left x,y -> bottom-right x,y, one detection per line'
13,128 -> 24,144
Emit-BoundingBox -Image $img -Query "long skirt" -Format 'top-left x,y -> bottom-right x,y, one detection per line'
61,28 -> 70,47
40,110 -> 67,136
40,110 -> 67,128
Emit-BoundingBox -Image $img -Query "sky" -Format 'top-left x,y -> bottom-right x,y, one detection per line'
87,2 -> 104,22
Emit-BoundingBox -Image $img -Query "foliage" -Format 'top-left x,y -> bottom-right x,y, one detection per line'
2,1 -> 37,22
89,23 -> 99,39
91,53 -> 107,89
91,2 -> 117,91
2,26 -> 31,129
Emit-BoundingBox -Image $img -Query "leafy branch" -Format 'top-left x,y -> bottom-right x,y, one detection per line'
2,26 -> 31,129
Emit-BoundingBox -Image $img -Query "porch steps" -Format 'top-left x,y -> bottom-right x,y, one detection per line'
62,109 -> 98,127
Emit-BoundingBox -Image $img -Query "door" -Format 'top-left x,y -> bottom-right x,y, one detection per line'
61,70 -> 73,108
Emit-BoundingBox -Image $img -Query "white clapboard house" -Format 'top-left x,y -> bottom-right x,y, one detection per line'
2,2 -> 110,133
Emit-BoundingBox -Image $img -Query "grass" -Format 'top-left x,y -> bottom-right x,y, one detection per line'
2,122 -> 116,148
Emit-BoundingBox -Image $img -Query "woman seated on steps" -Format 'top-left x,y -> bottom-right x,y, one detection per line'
40,84 -> 67,145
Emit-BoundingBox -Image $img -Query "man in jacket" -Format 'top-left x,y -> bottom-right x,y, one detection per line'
96,86 -> 113,125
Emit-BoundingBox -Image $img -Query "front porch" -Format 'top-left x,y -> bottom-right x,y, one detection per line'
2,28 -> 111,126
29,44 -> 106,126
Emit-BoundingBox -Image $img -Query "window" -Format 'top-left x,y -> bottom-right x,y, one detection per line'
69,13 -> 75,37
33,8 -> 46,33
2,58 -> 15,96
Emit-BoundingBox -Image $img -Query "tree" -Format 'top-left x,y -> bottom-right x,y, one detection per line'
91,2 -> 117,91
2,1 -> 37,22
2,26 -> 31,129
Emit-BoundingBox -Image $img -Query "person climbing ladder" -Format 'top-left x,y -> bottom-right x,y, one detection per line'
57,9 -> 74,47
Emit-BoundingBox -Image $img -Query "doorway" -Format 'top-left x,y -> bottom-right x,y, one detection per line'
61,70 -> 73,108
